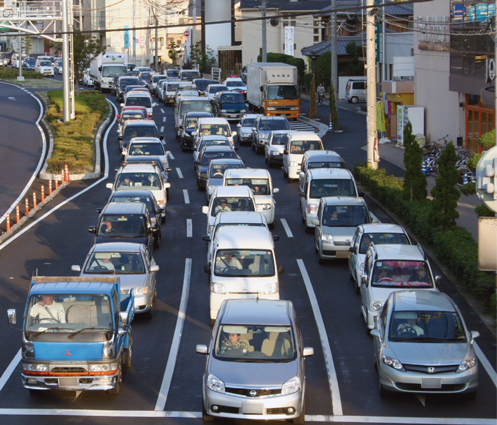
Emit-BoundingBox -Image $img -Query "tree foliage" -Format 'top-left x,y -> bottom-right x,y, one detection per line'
429,143 -> 460,230
308,74 -> 317,119
316,51 -> 331,88
345,41 -> 364,75
479,129 -> 496,150
329,81 -> 338,131
402,121 -> 427,201
189,43 -> 216,73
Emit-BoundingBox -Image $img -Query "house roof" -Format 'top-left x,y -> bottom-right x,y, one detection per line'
301,35 -> 365,57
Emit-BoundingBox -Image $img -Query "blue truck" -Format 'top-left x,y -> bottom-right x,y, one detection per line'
7,276 -> 134,394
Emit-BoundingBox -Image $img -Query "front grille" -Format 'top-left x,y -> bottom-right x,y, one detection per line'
226,387 -> 281,397
79,378 -> 94,384
404,364 -> 459,374
267,407 -> 289,415
228,292 -> 260,295
334,241 -> 351,246
323,250 -> 336,256
50,367 -> 87,374
214,405 -> 239,414
396,382 -> 466,392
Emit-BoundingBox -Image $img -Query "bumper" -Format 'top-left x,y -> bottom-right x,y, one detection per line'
287,165 -> 300,180
210,292 -> 279,321
379,364 -> 478,394
239,134 -> 252,143
319,242 -> 349,260
219,113 -> 243,121
304,212 -> 318,228
134,293 -> 153,313
21,372 -> 119,392
265,111 -> 300,119
268,154 -> 283,164
204,386 -> 303,420
180,137 -> 195,149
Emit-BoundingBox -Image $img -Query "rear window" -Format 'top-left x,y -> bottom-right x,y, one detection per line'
290,139 -> 322,153
259,119 -> 290,131
97,215 -> 147,238
124,126 -> 158,139
126,97 -> 152,108
310,179 -> 357,198
372,261 -> 434,288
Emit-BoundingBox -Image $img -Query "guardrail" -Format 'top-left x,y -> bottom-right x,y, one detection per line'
1,1 -> 61,19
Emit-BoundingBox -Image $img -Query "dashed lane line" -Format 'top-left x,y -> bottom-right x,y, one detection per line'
186,219 -> 192,238
280,218 -> 293,238
183,189 -> 190,204
176,167 -> 184,178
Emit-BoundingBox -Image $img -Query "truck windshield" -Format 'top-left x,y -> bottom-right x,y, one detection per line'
267,85 -> 299,100
214,250 -> 275,277
26,294 -> 112,332
84,251 -> 145,274
102,65 -> 127,77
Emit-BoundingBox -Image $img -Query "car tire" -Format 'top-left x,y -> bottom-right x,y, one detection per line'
350,96 -> 358,104
153,230 -> 161,249
123,334 -> 133,368
108,361 -> 122,395
293,403 -> 305,425
144,303 -> 154,320
378,380 -> 388,398
202,404 -> 214,421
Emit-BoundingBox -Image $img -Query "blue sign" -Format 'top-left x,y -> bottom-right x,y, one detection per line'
124,25 -> 129,49
452,4 -> 464,21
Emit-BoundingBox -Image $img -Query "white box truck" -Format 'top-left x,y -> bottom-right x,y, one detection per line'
246,62 -> 300,119
90,52 -> 128,91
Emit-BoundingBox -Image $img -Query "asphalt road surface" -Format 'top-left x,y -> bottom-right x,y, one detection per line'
0,86 -> 494,425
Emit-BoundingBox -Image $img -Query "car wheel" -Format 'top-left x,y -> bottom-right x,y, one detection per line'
202,404 -> 214,421
123,334 -> 133,368
465,389 -> 478,400
350,96 -> 358,104
153,230 -> 161,249
293,402 -> 305,425
144,303 -> 154,320
378,380 -> 388,398
108,360 -> 122,394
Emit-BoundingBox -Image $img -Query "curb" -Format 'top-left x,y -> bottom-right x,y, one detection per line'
299,115 -> 330,139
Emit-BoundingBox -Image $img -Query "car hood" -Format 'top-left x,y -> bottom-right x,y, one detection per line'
240,126 -> 253,133
388,341 -> 472,365
81,272 -> 147,289
269,145 -> 285,153
209,357 -> 299,387
323,226 -> 356,242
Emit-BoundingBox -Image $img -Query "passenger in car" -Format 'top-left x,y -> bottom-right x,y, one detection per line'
409,266 -> 428,283
220,332 -> 249,353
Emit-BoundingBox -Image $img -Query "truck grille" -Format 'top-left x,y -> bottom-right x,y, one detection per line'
50,367 -> 87,374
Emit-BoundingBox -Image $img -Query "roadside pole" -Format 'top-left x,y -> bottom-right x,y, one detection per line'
366,0 -> 378,169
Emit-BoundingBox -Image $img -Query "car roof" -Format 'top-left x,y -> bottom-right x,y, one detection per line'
209,158 -> 244,166
391,291 -> 454,313
213,185 -> 253,197
89,242 -> 145,253
199,135 -> 230,142
129,137 -> 163,144
119,163 -> 160,173
358,223 -> 408,234
288,131 -> 322,141
126,92 -> 152,98
308,168 -> 353,179
184,111 -> 213,118
371,244 -> 426,261
201,145 -> 235,153
304,150 -> 343,160
197,117 -> 230,125
101,201 -> 148,214
224,168 -> 270,179
321,196 -> 366,206
215,226 -> 274,250
257,116 -> 289,121
215,211 -> 266,225
124,120 -> 157,128
110,189 -> 155,199
220,299 -> 293,326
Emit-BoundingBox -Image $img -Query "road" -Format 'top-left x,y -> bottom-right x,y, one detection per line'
0,83 -> 494,425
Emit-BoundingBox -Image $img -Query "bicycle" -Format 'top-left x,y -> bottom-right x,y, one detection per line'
317,93 -> 324,105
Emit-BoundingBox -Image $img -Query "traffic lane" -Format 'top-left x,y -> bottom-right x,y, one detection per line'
0,83 -> 44,215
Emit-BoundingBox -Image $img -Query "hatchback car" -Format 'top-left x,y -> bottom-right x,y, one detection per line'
121,155 -> 171,197
196,299 -> 313,423
106,189 -> 165,226
214,91 -> 247,121
205,84 -> 230,99
71,242 -> 159,318
299,150 -> 347,177
371,291 -> 479,398
116,109 -> 148,139
193,135 -> 232,164
180,111 -> 214,150
222,77 -> 247,96
236,114 -> 261,145
265,130 -> 294,167
206,158 -> 246,204
119,119 -> 161,150
252,116 -> 291,154
122,92 -> 153,118
122,137 -> 170,171
348,223 -> 412,291
195,145 -> 240,190
35,59 -> 54,76
116,76 -> 141,102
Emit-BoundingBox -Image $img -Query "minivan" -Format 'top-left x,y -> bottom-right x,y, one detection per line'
174,96 -> 217,140
283,132 -> 324,181
122,92 -> 153,118
203,226 -> 284,326
345,79 -> 366,104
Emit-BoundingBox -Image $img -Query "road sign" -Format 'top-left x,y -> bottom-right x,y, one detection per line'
184,30 -> 190,37
140,36 -> 145,41
476,145 -> 497,212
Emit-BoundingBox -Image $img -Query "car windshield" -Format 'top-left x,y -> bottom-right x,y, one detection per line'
389,310 -> 466,342
97,214 -> 148,238
129,143 -> 165,156
120,78 -> 140,87
179,100 -> 215,115
124,126 -> 158,139
214,325 -> 295,362
209,86 -> 228,93
267,85 -> 299,100
25,294 -> 112,333
102,65 -> 127,77
241,117 -> 256,127
166,83 -> 180,91
200,150 -> 238,165
140,72 -> 151,80
322,205 -> 367,227
308,161 -> 344,169
225,178 -> 270,195
84,251 -> 145,275
226,81 -> 245,87
40,61 -> 52,66
185,117 -> 199,128
195,79 -> 211,90
211,197 -> 255,216
209,163 -> 244,178
116,172 -> 161,189
371,261 -> 434,288
126,97 -> 152,108
271,133 -> 288,145
310,179 -> 357,198
290,140 -> 322,153
122,112 -> 146,121
259,119 -> 290,131
198,124 -> 230,137
220,93 -> 245,103
26,58 -> 36,64
214,249 -> 275,277
167,69 -> 179,78
198,138 -> 231,151
358,232 -> 410,254
110,194 -> 155,213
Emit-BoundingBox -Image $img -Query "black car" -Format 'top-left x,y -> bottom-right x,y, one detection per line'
116,77 -> 141,102
194,78 -> 212,96
195,146 -> 240,190
180,111 -> 214,151
214,92 -> 247,121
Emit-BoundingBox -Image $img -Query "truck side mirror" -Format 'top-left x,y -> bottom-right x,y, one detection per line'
119,311 -> 129,328
204,264 -> 211,274
7,309 -> 16,326
278,265 -> 285,275
260,86 -> 263,92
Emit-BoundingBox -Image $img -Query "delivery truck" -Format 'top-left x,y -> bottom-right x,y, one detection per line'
246,62 -> 300,119
90,52 -> 128,91
7,276 -> 134,394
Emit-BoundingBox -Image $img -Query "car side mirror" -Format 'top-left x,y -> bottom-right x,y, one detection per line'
358,191 -> 365,197
284,150 -> 288,155
311,218 -> 319,226
370,329 -> 381,338
272,234 -> 280,242
150,265 -> 160,272
202,235 -> 211,242
119,311 -> 129,328
273,188 -> 279,194
88,226 -> 96,234
106,183 -> 114,189
204,264 -> 211,274
299,192 -> 306,197
202,206 -> 209,214
349,246 -> 356,254
237,123 -> 241,128
196,344 -> 209,354
7,309 -> 16,326
232,131 -> 237,137
71,265 -> 81,272
302,347 -> 314,357
278,265 -> 285,275
435,275 -> 441,285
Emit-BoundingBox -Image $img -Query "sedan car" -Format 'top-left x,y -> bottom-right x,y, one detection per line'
195,145 -> 240,190
252,116 -> 291,154
116,76 -> 141,102
265,130 -> 293,167
119,119 -> 161,150
180,111 -> 214,151
116,109 -> 148,139
371,291 -> 479,398
206,158 -> 245,204
193,135 -> 232,164
214,91 -> 247,121
236,114 -> 261,145
196,298 -> 313,423
122,137 -> 170,171
106,189 -> 165,226
205,84 -> 230,99
71,242 -> 159,318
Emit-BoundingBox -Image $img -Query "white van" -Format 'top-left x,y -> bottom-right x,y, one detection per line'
204,226 -> 284,325
299,168 -> 360,230
223,168 -> 279,226
122,92 -> 153,119
345,80 -> 366,104
283,132 -> 324,182
179,69 -> 201,81
194,117 -> 237,147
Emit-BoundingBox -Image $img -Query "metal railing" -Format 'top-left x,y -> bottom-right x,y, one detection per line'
1,1 -> 62,19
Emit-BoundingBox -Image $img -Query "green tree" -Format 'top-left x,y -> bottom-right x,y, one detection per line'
308,74 -> 317,119
316,51 -> 331,87
429,143 -> 460,230
479,129 -> 496,150
329,81 -> 338,131
346,41 -> 364,75
189,43 -> 216,74
402,121 -> 427,200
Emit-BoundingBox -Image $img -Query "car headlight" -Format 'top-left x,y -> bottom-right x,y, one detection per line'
220,109 -> 227,113
207,374 -> 225,393
458,357 -> 477,372
281,376 -> 301,395
382,356 -> 404,371
262,282 -> 278,294
89,363 -> 117,372
289,161 -> 298,167
270,151 -> 280,156
372,301 -> 383,311
359,263 -> 364,272
261,203 -> 272,210
211,282 -> 226,294
158,200 -> 165,206
134,287 -> 149,295
240,109 -> 246,113
306,204 -> 318,214
291,107 -> 300,110
23,363 -> 48,372
322,233 -> 333,243
259,133 -> 268,139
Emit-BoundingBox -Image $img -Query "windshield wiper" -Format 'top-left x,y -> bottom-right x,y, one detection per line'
68,327 -> 110,339
32,327 -> 73,339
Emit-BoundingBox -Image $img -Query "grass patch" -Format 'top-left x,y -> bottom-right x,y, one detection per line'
0,66 -> 44,80
46,90 -> 108,174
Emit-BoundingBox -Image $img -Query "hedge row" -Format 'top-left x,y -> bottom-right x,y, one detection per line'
354,164 -> 496,315
46,90 -> 108,173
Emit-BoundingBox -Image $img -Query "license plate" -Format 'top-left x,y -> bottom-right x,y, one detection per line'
421,378 -> 442,389
242,403 -> 263,414
59,377 -> 78,387
336,251 -> 349,258
230,114 -> 237,118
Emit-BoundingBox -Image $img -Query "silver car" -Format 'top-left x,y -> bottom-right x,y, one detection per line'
371,291 -> 479,398
196,299 -> 313,423
206,158 -> 245,204
72,242 -> 159,319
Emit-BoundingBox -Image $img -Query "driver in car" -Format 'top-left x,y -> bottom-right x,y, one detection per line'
89,256 -> 114,271
397,315 -> 424,336
215,253 -> 242,271
29,295 -> 66,324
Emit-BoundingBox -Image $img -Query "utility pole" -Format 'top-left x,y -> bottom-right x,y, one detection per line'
154,13 -> 158,71
17,31 -> 23,81
192,0 -> 196,67
62,0 -> 70,122
330,0 -> 337,95
366,0 -> 378,169
133,0 -> 136,64
261,0 -> 267,62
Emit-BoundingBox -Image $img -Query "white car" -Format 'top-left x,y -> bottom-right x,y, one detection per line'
35,59 -> 54,77
122,137 -> 170,172
222,77 -> 247,95
265,130 -> 293,167
360,243 -> 440,330
205,84 -> 230,99
194,117 -> 237,148
236,114 -> 261,146
283,131 -> 324,181
206,158 -> 245,204
83,69 -> 94,86
348,223 -> 412,292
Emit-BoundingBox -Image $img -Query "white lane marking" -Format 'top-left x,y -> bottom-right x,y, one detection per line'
186,219 -> 192,237
176,167 -> 183,179
183,189 -> 190,204
475,343 -> 497,387
297,259 -> 343,416
160,109 -> 164,114
8,97 -> 16,100
0,349 -> 21,392
0,410 -> 491,423
163,117 -> 166,122
168,152 -> 175,160
160,126 -> 164,133
280,218 -> 293,238
155,258 -> 192,411
0,83 -> 46,226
